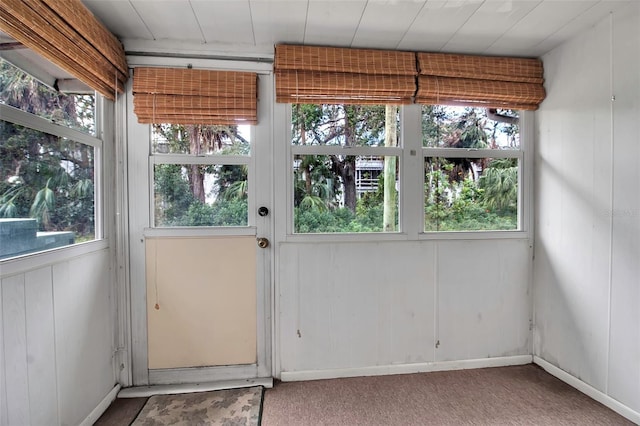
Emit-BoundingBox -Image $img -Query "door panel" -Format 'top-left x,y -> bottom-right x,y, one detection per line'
145,236 -> 257,369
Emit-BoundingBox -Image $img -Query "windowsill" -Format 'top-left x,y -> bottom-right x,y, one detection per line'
283,230 -> 530,243
0,239 -> 109,277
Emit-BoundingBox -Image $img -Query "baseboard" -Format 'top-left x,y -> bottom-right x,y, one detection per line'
280,355 -> 533,382
79,384 -> 121,426
533,356 -> 640,425
118,377 -> 273,398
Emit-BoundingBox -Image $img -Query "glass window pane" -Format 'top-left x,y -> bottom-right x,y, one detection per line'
0,120 -> 95,259
152,124 -> 251,155
292,104 -> 400,147
293,154 -> 399,233
422,105 -> 519,150
424,157 -> 518,232
154,164 -> 248,227
0,59 -> 96,135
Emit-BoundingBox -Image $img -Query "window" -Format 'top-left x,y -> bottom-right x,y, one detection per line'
0,60 -> 100,260
423,106 -> 521,232
291,104 -> 401,233
289,104 -> 525,236
151,124 -> 252,227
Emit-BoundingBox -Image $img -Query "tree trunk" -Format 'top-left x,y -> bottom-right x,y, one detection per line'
341,106 -> 357,212
383,105 -> 397,231
189,165 -> 206,203
187,126 -> 206,203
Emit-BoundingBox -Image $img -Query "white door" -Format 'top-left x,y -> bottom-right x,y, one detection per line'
126,71 -> 273,386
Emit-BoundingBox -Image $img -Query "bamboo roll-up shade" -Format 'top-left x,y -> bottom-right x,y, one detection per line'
276,70 -> 415,104
133,67 -> 258,125
417,76 -> 546,110
417,52 -> 545,110
274,44 -> 417,104
0,0 -> 127,100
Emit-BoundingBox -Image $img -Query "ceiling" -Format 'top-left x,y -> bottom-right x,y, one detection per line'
0,0 -> 635,89
83,0 -> 637,60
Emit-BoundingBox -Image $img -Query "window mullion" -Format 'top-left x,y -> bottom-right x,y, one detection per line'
401,104 -> 423,238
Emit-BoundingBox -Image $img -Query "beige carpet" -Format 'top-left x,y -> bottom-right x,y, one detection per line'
131,386 -> 263,426
262,365 -> 633,425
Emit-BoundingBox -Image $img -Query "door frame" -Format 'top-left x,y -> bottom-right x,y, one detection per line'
123,58 -> 273,386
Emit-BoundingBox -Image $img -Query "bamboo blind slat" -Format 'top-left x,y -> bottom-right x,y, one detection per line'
416,76 -> 545,111
275,44 -> 417,76
42,0 -> 128,76
132,67 -> 258,125
276,70 -> 415,104
416,52 -> 545,109
0,0 -> 127,100
417,52 -> 543,83
274,44 -> 417,105
0,12 -> 122,98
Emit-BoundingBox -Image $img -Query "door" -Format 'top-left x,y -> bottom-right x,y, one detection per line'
126,71 -> 273,386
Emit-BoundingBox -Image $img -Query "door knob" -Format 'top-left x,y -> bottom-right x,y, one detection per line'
258,206 -> 269,216
257,237 -> 269,248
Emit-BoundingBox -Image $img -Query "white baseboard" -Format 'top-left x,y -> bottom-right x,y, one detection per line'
79,384 -> 121,426
118,377 -> 273,398
533,356 -> 640,425
280,355 -> 533,382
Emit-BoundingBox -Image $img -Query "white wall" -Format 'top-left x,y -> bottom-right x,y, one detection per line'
534,3 -> 640,416
278,238 -> 532,377
0,245 -> 116,426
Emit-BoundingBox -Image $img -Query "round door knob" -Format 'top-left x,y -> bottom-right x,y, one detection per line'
257,237 -> 269,248
258,206 -> 269,217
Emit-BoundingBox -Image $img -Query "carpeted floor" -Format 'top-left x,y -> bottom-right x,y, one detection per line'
261,365 -> 634,425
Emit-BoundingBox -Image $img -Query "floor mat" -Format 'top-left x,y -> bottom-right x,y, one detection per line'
131,386 -> 263,426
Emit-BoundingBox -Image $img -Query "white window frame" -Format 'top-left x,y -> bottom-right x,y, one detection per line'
283,104 -> 405,241
0,102 -> 105,265
148,135 -> 256,234
282,103 -> 533,242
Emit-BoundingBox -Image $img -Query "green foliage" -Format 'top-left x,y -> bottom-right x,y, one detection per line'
0,60 -> 96,239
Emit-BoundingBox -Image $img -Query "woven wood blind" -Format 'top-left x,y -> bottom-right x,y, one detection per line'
416,52 -> 545,110
132,67 -> 258,125
0,0 -> 127,101
274,44 -> 417,105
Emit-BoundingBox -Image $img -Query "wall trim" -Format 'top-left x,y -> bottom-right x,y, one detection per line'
533,356 -> 640,424
79,384 -> 121,426
280,355 -> 533,382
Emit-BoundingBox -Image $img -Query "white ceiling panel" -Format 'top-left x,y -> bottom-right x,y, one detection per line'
84,0 -> 152,40
250,0 -> 308,46
76,0 -> 638,59
397,0 -> 483,52
191,1 -> 255,45
303,0 -> 368,46
486,0 -> 599,56
442,0 -> 542,54
350,0 -> 427,49
530,0 -> 637,56
130,0 -> 204,42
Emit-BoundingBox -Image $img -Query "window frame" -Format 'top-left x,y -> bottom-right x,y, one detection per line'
283,103 -> 533,241
286,104 -> 405,239
148,127 -> 256,231
0,101 -> 104,261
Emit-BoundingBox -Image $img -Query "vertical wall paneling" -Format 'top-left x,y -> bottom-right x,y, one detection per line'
535,4 -> 640,415
24,267 -> 58,425
608,5 -> 640,412
278,239 -> 530,376
53,250 -> 115,426
1,274 -> 29,425
436,240 -> 531,362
